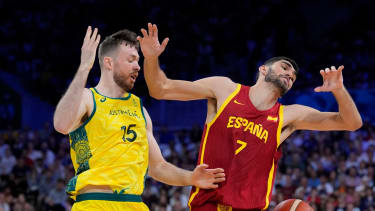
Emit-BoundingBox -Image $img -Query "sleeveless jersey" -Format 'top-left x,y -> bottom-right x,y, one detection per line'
189,84 -> 283,210
66,88 -> 149,200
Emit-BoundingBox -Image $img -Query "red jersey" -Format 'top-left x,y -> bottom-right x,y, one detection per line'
189,84 -> 284,210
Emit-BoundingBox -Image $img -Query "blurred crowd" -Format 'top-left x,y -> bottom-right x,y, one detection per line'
0,121 -> 374,211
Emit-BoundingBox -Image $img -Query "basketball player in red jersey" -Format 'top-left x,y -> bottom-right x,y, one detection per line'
137,23 -> 362,211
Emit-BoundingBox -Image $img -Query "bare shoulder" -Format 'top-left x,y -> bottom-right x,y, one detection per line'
81,88 -> 95,118
279,104 -> 309,142
201,76 -> 237,98
283,104 -> 306,125
283,104 -> 320,129
142,106 -> 152,127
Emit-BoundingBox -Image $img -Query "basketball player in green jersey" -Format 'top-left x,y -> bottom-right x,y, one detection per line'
53,26 -> 225,211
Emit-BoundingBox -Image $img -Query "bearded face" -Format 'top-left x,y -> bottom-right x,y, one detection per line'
113,69 -> 134,92
111,44 -> 140,92
264,67 -> 289,96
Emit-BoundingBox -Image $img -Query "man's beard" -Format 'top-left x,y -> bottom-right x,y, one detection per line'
264,67 -> 289,96
113,70 -> 133,92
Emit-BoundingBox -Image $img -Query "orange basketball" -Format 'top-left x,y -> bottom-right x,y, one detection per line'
274,199 -> 314,211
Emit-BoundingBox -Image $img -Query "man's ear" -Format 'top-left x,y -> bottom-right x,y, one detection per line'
103,56 -> 113,71
259,65 -> 267,76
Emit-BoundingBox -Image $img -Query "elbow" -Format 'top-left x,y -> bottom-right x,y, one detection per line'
54,125 -> 70,135
53,118 -> 70,135
149,90 -> 164,100
149,84 -> 168,100
347,119 -> 363,131
148,160 -> 166,180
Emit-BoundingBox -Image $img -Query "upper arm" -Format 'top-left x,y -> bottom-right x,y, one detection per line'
156,76 -> 236,101
54,88 -> 93,134
143,107 -> 165,171
285,104 -> 351,131
71,89 -> 93,130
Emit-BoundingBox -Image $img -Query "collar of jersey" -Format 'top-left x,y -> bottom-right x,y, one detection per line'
93,88 -> 131,100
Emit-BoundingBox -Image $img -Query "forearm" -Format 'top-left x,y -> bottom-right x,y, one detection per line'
332,87 -> 362,130
53,66 -> 90,133
143,57 -> 169,98
149,161 -> 192,186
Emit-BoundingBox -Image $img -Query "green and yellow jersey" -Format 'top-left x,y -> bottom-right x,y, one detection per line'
66,88 -> 148,200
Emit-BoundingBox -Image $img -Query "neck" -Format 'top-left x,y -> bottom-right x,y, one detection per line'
249,80 -> 280,110
95,73 -> 128,98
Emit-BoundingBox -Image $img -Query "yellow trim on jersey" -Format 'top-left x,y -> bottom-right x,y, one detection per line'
217,204 -> 233,211
276,105 -> 284,148
188,84 -> 241,208
206,84 -> 242,127
263,159 -> 275,210
263,105 -> 283,210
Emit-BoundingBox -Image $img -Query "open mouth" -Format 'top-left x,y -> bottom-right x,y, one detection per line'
130,74 -> 137,82
282,77 -> 289,86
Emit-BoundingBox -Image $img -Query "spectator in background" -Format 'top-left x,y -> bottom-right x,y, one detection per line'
45,179 -> 67,211
0,148 -> 16,176
0,192 -> 10,211
317,175 -> 334,195
346,152 -> 360,169
40,142 -> 55,167
359,146 -> 375,164
38,169 -> 57,207
306,188 -> 321,208
12,194 -> 34,211
307,170 -> 320,189
345,167 -> 361,188
26,166 -> 40,207
281,175 -> 296,199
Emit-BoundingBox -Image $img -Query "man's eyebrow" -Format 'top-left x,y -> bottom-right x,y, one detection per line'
130,54 -> 139,60
281,61 -> 297,76
281,61 -> 292,68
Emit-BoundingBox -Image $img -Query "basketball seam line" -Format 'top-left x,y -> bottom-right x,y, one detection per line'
290,199 -> 302,211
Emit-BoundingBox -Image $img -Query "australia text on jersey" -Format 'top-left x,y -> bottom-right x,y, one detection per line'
109,109 -> 140,119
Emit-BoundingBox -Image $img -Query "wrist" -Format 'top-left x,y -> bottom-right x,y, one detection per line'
331,86 -> 346,95
187,171 -> 194,186
78,64 -> 92,73
144,55 -> 159,61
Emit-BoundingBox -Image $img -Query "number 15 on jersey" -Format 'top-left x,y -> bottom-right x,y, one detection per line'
121,124 -> 137,142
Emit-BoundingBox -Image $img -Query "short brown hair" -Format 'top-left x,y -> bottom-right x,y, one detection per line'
264,56 -> 299,74
98,29 -> 139,66
256,56 -> 299,80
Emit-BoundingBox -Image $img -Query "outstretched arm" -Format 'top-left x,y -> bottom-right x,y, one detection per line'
137,23 -> 235,101
286,65 -> 362,132
144,107 -> 225,188
53,26 -> 101,134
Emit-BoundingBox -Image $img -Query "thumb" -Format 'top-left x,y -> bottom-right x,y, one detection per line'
196,164 -> 209,171
161,37 -> 169,50
137,36 -> 143,45
314,87 -> 322,92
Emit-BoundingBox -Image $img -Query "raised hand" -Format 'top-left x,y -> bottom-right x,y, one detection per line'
191,164 -> 225,189
137,23 -> 169,58
314,65 -> 344,92
80,26 -> 101,71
